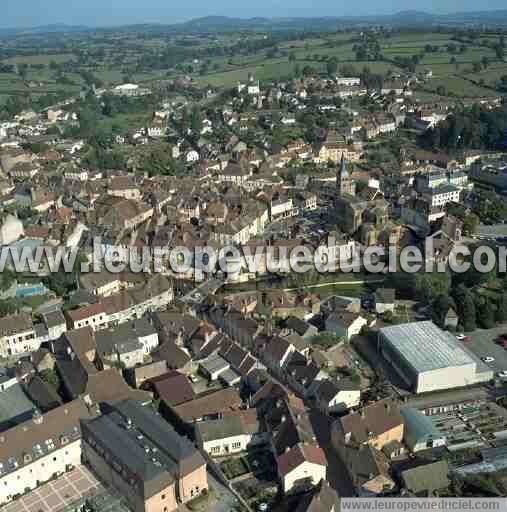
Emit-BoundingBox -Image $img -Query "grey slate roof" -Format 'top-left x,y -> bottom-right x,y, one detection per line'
0,384 -> 35,430
81,400 -> 205,499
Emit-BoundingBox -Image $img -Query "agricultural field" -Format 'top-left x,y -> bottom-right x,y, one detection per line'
0,27 -> 506,107
3,53 -> 76,65
421,76 -> 495,98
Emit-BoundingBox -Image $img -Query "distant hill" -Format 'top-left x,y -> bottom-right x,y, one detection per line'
177,10 -> 507,31
3,9 -> 507,36
0,23 -> 90,36
182,16 -> 270,28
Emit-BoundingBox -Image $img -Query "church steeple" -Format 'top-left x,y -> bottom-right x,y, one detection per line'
339,153 -> 348,178
336,153 -> 356,198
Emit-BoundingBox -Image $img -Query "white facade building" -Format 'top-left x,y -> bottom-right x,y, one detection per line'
424,185 -> 460,208
336,77 -> 361,86
0,314 -> 39,358
0,399 -> 95,506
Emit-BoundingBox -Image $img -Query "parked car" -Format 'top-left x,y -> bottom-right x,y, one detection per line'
456,334 -> 469,342
497,371 -> 507,380
482,357 -> 496,364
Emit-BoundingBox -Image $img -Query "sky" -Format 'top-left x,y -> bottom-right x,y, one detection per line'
2,0 -> 507,28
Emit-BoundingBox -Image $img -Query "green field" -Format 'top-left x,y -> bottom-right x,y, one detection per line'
97,112 -> 152,134
3,53 -> 76,65
420,75 -> 495,97
0,28 -> 506,107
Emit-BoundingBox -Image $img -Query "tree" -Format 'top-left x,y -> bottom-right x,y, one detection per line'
455,243 -> 498,289
495,292 -> 507,323
311,332 -> 343,349
0,268 -> 16,291
414,270 -> 451,304
383,310 -> 395,323
476,297 -> 495,329
453,284 -> 477,332
40,369 -> 61,391
326,58 -> 339,77
431,295 -> 454,328
18,64 -> 28,81
0,300 -> 18,316
436,85 -> 447,96
462,213 -> 480,236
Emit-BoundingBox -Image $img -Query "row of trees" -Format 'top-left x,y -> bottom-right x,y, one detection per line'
389,243 -> 507,332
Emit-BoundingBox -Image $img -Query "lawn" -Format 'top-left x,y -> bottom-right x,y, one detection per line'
97,112 -> 151,134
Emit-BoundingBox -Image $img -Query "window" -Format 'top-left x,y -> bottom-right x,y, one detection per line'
161,495 -> 166,500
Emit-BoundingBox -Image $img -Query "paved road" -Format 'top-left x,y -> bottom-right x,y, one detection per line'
283,278 -> 385,293
466,325 -> 507,373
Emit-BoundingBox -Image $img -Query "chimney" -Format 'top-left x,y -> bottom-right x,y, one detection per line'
360,409 -> 366,419
281,415 -> 286,423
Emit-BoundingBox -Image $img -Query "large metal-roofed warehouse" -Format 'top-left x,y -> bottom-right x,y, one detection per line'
378,321 -> 493,394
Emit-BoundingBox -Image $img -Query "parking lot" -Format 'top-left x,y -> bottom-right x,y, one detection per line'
465,325 -> 507,374
2,466 -> 103,512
